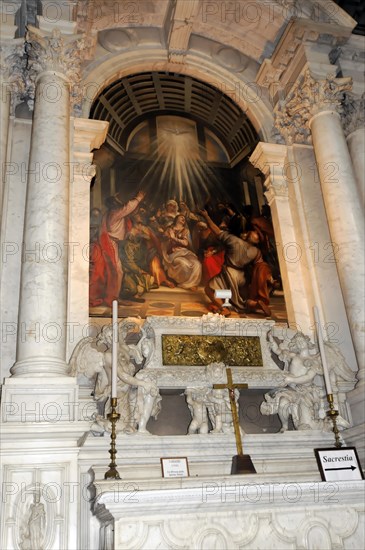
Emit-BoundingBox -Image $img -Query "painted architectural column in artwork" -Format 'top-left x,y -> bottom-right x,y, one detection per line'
342,94 -> 365,208
276,69 -> 364,375
11,27 -> 86,377
250,142 -> 311,333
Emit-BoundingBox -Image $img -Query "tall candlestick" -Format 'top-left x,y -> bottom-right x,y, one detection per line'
111,300 -> 118,398
313,305 -> 332,395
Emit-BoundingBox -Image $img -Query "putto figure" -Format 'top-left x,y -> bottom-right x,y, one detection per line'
69,320 -> 161,434
260,330 -> 356,432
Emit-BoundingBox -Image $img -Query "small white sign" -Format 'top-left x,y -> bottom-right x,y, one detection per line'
315,447 -> 364,482
161,457 -> 189,478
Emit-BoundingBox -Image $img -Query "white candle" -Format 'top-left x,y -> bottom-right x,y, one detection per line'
111,300 -> 118,398
313,306 -> 332,395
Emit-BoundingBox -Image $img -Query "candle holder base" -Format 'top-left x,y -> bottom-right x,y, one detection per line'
104,397 -> 121,480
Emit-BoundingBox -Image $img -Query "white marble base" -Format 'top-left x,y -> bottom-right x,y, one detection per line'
85,431 -> 339,483
93,477 -> 365,550
0,420 -> 90,550
1,377 -> 79,423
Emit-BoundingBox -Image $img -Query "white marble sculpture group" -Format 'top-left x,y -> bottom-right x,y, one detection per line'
261,330 -> 355,432
69,315 -> 356,436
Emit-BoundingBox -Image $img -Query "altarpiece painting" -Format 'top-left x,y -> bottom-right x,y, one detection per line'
88,75 -> 286,322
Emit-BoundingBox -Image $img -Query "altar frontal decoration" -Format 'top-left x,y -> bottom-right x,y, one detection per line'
161,335 -> 263,366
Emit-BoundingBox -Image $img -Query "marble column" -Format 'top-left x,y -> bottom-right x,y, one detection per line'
342,94 -> 365,209
11,70 -> 71,377
310,108 -> 365,376
347,127 -> 365,208
11,27 -> 85,377
275,69 -> 364,376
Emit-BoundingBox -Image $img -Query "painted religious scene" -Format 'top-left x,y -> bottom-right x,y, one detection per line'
89,73 -> 287,321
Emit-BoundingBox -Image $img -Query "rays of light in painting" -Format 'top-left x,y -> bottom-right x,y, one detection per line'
139,124 -> 225,208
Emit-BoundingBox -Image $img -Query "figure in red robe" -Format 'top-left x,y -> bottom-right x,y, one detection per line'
89,191 -> 145,307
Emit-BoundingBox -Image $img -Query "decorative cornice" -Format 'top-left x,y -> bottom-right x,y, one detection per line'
256,18 -> 353,109
274,69 -> 352,144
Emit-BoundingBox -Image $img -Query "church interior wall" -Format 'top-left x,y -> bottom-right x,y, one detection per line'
0,2 -> 364,549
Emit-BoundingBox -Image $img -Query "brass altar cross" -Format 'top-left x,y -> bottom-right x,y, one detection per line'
213,368 -> 247,456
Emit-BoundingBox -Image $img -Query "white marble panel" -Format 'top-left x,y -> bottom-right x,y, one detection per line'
94,478 -> 365,550
1,119 -> 32,381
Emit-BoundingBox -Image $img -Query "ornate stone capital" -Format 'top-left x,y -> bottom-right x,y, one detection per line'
25,26 -> 87,113
342,93 -> 365,136
274,69 -> 352,144
0,40 -> 26,109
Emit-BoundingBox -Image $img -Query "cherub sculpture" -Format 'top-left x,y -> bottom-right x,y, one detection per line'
185,388 -> 210,434
260,330 -> 355,432
206,387 -> 240,434
185,363 -> 241,435
69,321 -> 161,434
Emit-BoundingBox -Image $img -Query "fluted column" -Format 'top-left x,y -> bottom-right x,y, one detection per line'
11,27 -> 86,377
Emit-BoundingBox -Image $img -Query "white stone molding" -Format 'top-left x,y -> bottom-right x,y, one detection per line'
86,431 -> 340,481
93,477 -> 365,550
250,142 -> 312,332
67,118 -> 108,358
274,69 -> 352,145
256,18 -> 353,108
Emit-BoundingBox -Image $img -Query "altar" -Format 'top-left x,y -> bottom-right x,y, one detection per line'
71,314 -> 363,549
88,433 -> 365,550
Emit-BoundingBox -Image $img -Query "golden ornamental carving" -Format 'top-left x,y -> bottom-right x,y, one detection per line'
161,335 -> 263,366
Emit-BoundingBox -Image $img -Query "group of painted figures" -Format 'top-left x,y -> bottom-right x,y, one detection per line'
70,317 -> 356,436
89,191 -> 280,316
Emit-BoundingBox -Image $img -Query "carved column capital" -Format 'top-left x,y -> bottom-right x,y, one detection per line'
274,69 -> 352,145
341,93 -> 365,137
0,39 -> 26,110
25,25 -> 87,114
